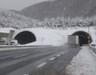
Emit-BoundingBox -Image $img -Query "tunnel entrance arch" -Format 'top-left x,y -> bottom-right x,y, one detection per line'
72,31 -> 92,46
14,31 -> 36,44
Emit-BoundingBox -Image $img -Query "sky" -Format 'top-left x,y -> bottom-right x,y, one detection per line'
0,0 -> 48,11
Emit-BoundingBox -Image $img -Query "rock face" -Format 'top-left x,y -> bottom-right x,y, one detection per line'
20,0 -> 96,20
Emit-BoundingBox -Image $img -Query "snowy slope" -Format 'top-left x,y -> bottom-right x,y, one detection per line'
0,8 -> 36,28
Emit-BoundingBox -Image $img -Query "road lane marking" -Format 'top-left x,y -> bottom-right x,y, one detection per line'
56,54 -> 61,57
37,62 -> 47,68
23,74 -> 29,75
49,57 -> 56,60
60,52 -> 64,55
62,52 -> 64,54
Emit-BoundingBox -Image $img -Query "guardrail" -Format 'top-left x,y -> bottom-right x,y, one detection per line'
88,47 -> 96,57
0,45 -> 53,51
90,47 -> 96,54
0,45 -> 52,48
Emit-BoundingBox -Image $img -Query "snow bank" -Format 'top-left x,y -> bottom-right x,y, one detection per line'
65,46 -> 96,75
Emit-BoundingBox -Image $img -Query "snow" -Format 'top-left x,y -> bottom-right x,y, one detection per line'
14,27 -> 96,46
0,27 -> 15,33
65,46 -> 96,75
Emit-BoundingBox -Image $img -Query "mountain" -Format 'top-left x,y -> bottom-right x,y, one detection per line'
0,8 -> 36,28
20,0 -> 96,20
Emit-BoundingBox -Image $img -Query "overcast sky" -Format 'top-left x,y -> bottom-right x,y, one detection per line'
0,0 -> 48,10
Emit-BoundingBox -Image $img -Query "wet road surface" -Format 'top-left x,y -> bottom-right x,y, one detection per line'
0,45 -> 80,75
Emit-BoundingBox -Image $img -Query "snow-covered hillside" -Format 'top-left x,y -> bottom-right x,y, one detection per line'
0,8 -> 37,28
0,8 -> 96,30
1,8 -> 96,29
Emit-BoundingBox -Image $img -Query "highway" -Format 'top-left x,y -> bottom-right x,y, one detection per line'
0,45 -> 80,75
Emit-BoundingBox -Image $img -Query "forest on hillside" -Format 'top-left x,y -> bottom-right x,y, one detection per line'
32,17 -> 96,28
0,9 -> 96,29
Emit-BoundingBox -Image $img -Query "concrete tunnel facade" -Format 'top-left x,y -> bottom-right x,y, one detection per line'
13,28 -> 95,46
13,28 -> 64,46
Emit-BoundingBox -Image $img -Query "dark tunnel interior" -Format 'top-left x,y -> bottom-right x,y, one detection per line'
72,31 -> 92,46
15,31 -> 36,44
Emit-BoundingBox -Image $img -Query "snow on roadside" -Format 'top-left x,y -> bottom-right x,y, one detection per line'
65,46 -> 96,75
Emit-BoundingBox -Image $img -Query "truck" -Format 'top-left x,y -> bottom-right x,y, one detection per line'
68,35 -> 79,46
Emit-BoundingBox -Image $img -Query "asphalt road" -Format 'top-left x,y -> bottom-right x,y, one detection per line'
0,45 -> 80,75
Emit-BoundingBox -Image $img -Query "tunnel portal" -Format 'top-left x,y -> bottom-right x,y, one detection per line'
15,31 -> 36,44
72,31 -> 92,46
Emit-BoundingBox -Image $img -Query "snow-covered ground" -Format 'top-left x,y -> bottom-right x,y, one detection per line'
65,46 -> 96,75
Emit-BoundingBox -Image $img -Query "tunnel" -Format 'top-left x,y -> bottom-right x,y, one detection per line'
72,31 -> 92,46
14,31 -> 36,44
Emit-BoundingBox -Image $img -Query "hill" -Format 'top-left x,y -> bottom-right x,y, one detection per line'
0,8 -> 36,28
20,0 -> 96,20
